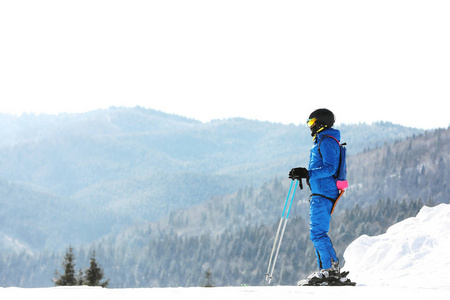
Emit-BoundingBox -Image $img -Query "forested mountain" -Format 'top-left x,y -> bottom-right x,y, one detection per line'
0,195 -> 433,287
0,107 -> 447,288
109,128 -> 450,240
347,128 -> 449,208
0,107 -> 424,253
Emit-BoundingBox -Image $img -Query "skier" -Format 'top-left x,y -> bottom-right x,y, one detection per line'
289,108 -> 351,286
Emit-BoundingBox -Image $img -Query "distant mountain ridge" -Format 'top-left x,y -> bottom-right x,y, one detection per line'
0,107 -> 426,253
136,127 -> 450,241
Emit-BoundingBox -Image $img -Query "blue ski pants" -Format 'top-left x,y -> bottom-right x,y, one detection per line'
309,195 -> 338,270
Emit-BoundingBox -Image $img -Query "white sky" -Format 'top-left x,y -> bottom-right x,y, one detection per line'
1,0 -> 449,129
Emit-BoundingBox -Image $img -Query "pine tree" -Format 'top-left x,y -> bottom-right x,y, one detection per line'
201,269 -> 214,287
85,250 -> 109,287
53,246 -> 77,286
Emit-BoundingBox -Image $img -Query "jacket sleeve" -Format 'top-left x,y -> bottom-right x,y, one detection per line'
309,138 -> 340,179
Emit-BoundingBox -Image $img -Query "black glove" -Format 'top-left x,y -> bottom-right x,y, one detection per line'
289,167 -> 309,190
289,167 -> 309,180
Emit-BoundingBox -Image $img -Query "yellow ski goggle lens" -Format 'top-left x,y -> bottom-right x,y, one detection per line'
307,118 -> 317,128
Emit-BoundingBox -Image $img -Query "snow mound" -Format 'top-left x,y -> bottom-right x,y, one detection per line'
343,203 -> 450,288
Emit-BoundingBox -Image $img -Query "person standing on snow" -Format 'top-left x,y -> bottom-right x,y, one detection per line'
289,108 -> 342,285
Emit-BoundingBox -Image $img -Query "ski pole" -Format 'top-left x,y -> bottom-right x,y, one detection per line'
265,179 -> 297,284
265,180 -> 294,282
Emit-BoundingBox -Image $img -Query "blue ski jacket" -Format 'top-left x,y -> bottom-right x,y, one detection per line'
308,128 -> 341,200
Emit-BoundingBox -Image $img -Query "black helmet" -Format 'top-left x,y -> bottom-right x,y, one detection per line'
307,108 -> 335,136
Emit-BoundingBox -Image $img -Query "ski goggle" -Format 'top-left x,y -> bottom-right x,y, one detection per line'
307,118 -> 317,128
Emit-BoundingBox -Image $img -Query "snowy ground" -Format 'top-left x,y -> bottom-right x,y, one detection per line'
1,285 -> 449,300
1,204 -> 449,299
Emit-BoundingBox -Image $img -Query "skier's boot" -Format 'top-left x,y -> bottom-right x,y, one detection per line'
297,269 -> 333,286
297,262 -> 356,286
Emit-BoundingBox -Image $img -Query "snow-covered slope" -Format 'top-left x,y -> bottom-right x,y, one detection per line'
343,203 -> 450,288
